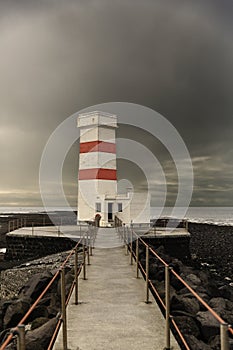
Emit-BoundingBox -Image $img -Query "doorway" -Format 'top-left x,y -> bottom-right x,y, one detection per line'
108,202 -> 113,221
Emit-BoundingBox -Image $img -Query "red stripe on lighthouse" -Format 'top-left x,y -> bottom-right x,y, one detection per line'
79,168 -> 117,180
79,141 -> 116,153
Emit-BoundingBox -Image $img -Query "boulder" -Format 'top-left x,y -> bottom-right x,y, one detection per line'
149,262 -> 158,278
185,273 -> 202,286
209,297 -> 233,324
174,315 -> 200,338
3,298 -> 31,329
5,317 -> 58,350
152,280 -> 176,302
28,305 -> 49,322
204,282 -> 221,298
186,335 -> 211,350
209,297 -> 227,310
170,274 -> 184,291
25,317 -> 58,349
219,285 -> 233,301
196,311 -> 220,341
18,272 -> 53,301
208,335 -> 233,350
31,316 -> 50,330
171,295 -> 200,315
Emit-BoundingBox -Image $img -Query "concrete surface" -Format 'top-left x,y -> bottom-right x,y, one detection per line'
54,228 -> 180,350
6,225 -> 88,239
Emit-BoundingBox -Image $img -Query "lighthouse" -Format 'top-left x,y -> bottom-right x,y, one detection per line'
77,111 -> 119,226
77,111 -> 150,226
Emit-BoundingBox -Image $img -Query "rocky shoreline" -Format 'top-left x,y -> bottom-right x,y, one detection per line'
0,250 -> 80,349
188,223 -> 233,281
138,243 -> 233,350
0,214 -> 233,349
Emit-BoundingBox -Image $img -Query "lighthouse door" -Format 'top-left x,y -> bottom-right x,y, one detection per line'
108,202 -> 113,222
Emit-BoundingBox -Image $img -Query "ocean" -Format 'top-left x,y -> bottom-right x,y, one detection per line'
0,206 -> 233,226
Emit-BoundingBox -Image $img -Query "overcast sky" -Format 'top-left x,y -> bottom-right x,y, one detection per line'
0,0 -> 233,208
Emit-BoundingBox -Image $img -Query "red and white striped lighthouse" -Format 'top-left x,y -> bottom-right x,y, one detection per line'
77,111 -> 118,225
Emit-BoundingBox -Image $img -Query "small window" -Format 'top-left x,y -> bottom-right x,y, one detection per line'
118,203 -> 123,212
96,203 -> 101,212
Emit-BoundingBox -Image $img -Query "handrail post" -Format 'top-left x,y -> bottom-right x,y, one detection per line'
90,231 -> 93,256
32,222 -> 34,235
124,226 -> 128,255
90,230 -> 93,256
12,220 -> 15,231
74,247 -> 79,305
145,245 -> 150,303
83,238 -> 87,280
17,324 -> 25,350
130,229 -> 133,265
87,233 -> 90,265
136,238 -> 139,278
8,221 -> 11,233
220,323 -> 229,350
165,265 -> 172,349
60,268 -> 68,350
17,219 -> 20,229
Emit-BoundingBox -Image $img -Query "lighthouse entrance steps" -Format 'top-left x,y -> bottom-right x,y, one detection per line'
54,228 -> 179,350
93,227 -> 124,248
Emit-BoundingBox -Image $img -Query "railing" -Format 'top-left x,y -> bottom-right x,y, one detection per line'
0,225 -> 97,350
117,226 -> 233,350
114,216 -> 123,228
7,218 -> 90,237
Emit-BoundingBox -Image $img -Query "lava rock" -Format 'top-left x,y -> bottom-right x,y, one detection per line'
4,298 -> 31,329
171,295 -> 200,315
186,335 -> 212,350
209,297 -> 233,324
5,317 -> 58,350
209,297 -> 227,310
208,335 -> 233,350
184,273 -> 202,286
31,316 -> 50,330
18,272 -> 53,301
196,311 -> 220,341
219,285 -> 233,301
28,305 -> 49,322
174,315 -> 200,338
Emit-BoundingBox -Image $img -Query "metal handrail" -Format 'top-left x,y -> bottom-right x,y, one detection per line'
119,227 -> 233,350
0,225 -> 97,350
7,218 -> 90,234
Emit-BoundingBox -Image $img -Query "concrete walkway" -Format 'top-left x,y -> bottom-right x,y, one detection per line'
54,228 -> 180,350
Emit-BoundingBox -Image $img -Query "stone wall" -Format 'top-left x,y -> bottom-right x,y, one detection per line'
5,235 -> 77,261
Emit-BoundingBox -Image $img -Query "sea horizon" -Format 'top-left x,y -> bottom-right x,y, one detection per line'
0,206 -> 233,226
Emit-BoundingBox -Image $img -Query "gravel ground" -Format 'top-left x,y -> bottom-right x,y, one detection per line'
0,250 -> 76,301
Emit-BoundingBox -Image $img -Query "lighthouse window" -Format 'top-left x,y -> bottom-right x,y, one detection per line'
118,203 -> 123,212
96,203 -> 101,212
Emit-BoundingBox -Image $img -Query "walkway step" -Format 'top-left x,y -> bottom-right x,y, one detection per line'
54,229 -> 180,350
93,227 -> 123,248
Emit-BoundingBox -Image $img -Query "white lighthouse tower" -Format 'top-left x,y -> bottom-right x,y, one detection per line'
77,111 -> 150,227
77,111 -> 119,226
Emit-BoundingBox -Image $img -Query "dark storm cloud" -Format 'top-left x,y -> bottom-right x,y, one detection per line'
0,0 -> 233,206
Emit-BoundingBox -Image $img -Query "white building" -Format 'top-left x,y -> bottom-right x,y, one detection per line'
77,111 -> 150,227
